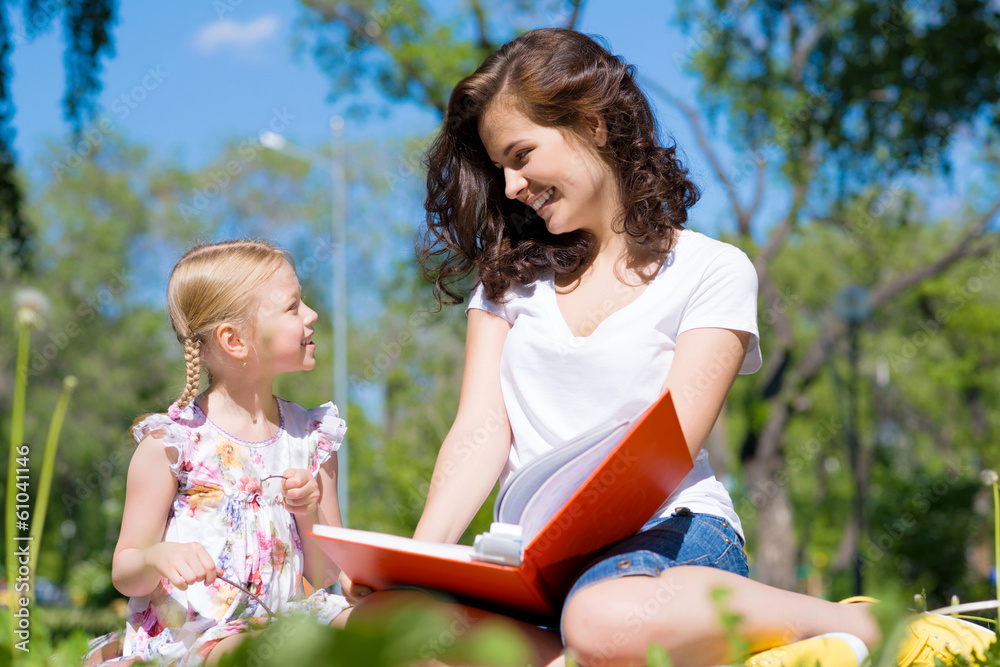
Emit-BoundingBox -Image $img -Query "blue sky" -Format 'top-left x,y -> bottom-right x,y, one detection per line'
12,1 -> 984,246
12,1 -> 706,173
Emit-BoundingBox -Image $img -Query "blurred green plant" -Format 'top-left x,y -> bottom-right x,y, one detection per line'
6,290 -> 76,631
983,470 -> 1000,629
215,604 -> 534,667
28,375 -> 77,591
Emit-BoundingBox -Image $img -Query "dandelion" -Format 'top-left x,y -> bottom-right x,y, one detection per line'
14,286 -> 50,331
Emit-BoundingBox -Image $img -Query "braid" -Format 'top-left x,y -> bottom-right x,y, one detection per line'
178,337 -> 202,409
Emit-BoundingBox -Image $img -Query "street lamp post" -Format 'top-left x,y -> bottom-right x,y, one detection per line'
260,119 -> 349,525
833,285 -> 871,596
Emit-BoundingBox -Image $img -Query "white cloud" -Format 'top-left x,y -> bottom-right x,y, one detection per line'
192,14 -> 280,55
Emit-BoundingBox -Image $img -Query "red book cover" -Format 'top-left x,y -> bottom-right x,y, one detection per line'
310,390 -> 693,620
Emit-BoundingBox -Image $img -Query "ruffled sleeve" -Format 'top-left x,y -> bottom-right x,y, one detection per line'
131,402 -> 201,478
303,402 -> 347,475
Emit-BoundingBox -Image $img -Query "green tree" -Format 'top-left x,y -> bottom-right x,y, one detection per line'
293,0 -> 1000,597
297,0 -> 584,114
1,0 -> 117,270
665,0 -> 1000,589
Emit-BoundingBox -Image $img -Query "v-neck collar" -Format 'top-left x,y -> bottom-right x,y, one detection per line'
547,262 -> 666,340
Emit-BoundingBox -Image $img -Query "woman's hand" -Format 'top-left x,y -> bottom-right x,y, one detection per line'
282,468 -> 320,514
143,541 -> 220,590
338,570 -> 372,605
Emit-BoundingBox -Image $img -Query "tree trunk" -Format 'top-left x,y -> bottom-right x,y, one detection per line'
741,400 -> 799,590
744,450 -> 798,590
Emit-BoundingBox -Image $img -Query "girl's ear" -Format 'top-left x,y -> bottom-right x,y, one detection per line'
215,323 -> 249,362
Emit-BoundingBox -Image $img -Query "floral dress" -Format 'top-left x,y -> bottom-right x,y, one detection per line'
86,398 -> 350,666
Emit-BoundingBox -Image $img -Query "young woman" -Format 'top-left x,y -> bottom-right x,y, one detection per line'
346,28 -> 994,667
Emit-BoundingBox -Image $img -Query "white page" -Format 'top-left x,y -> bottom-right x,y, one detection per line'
311,525 -> 476,563
494,420 -> 629,525
518,422 -> 632,544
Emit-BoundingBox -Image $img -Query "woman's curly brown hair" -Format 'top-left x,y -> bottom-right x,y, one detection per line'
420,28 -> 700,306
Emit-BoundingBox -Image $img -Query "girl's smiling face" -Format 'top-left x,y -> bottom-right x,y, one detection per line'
478,102 -> 620,240
253,260 -> 317,375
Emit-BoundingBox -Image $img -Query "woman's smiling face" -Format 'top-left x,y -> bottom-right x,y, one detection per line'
478,102 -> 619,239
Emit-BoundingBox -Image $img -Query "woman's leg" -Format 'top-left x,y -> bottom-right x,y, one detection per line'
562,565 -> 880,667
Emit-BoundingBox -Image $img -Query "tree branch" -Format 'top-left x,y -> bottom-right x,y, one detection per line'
789,197 -> 1000,396
642,77 -> 749,234
564,0 -> 584,30
789,23 -> 823,85
302,0 -> 448,114
867,198 -> 1000,307
469,0 -> 491,50
747,155 -> 766,224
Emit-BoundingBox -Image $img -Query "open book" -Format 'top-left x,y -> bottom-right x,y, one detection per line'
310,390 -> 693,620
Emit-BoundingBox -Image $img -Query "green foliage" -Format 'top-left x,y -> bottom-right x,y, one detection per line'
711,586 -> 750,661
675,0 -> 1000,183
646,641 -> 673,667
936,637 -> 1000,667
866,470 -> 982,606
296,0 -> 583,116
2,604 -> 538,667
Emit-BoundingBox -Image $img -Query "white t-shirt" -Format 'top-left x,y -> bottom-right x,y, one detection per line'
466,229 -> 762,540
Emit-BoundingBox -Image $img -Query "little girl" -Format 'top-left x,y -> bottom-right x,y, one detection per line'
88,239 -> 349,666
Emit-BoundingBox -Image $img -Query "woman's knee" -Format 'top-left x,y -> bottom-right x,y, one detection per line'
563,574 -> 710,665
563,582 -> 661,665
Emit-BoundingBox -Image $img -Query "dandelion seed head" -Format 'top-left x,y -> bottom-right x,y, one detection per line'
981,469 -> 999,486
14,287 -> 50,330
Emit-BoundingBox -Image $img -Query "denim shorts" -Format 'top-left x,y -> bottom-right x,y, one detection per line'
560,508 -> 749,635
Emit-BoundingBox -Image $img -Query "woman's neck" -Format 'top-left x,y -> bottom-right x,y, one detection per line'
561,230 -> 661,289
197,380 -> 280,442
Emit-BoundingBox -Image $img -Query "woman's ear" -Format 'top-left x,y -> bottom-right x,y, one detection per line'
593,116 -> 608,148
215,323 -> 249,362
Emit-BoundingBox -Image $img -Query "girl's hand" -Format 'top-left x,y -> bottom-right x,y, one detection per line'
144,541 -> 220,591
282,468 -> 320,514
338,570 -> 372,605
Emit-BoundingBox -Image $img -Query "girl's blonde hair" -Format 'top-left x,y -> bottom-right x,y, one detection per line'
167,239 -> 292,410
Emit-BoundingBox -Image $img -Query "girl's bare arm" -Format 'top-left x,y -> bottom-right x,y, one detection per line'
297,453 -> 342,590
112,433 -> 217,597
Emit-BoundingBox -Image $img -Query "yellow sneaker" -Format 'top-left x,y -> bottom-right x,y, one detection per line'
839,596 -> 880,605
745,633 -> 869,667
896,613 -> 996,666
